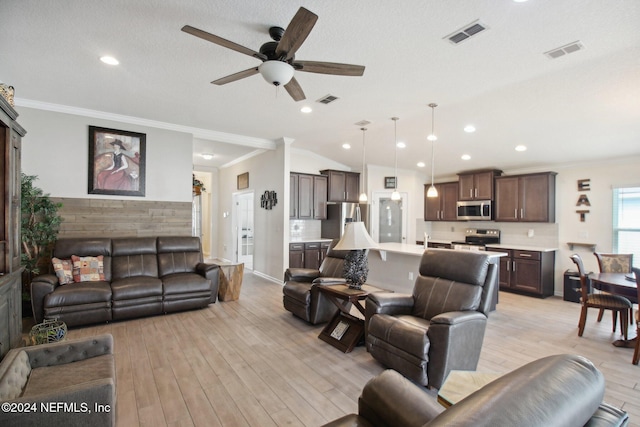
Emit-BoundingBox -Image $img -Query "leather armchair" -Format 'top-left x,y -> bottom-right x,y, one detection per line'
365,249 -> 497,389
283,239 -> 350,324
322,354 -> 628,427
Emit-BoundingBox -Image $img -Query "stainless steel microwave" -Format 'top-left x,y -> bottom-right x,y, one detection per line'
456,200 -> 492,221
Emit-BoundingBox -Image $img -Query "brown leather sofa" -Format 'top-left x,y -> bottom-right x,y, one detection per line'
30,236 -> 219,327
365,249 -> 497,390
322,354 -> 628,427
282,239 -> 350,324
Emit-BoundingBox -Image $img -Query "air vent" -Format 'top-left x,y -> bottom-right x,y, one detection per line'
316,94 -> 339,104
544,41 -> 584,59
354,120 -> 371,126
444,20 -> 488,45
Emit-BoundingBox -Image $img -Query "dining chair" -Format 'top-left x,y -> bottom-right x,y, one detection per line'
632,268 -> 640,365
570,254 -> 631,339
594,253 -> 634,327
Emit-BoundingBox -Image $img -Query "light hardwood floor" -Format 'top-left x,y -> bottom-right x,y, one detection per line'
64,273 -> 640,427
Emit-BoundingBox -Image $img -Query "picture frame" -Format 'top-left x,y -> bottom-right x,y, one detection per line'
237,172 -> 249,190
88,126 -> 146,197
384,176 -> 397,189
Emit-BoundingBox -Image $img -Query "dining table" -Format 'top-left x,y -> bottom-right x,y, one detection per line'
589,272 -> 638,348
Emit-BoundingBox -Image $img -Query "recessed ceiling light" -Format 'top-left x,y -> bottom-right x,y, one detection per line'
461,154 -> 471,160
417,162 -> 426,167
200,153 -> 214,160
513,0 -> 529,2
515,145 -> 527,152
100,56 -> 119,65
396,142 -> 406,148
342,143 -> 351,149
464,125 -> 476,133
300,106 -> 312,113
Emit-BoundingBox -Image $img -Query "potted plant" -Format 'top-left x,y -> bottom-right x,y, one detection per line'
21,173 -> 62,315
193,174 -> 206,195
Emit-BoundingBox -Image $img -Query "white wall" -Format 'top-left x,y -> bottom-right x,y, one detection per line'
290,148 -> 350,174
19,107 -> 192,201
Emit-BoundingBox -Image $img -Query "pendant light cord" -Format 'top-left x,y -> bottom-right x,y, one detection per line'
392,117 -> 399,190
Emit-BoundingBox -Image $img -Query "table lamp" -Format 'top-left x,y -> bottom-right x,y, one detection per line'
334,221 -> 378,289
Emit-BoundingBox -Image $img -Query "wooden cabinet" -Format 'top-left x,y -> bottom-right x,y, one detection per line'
320,169 -> 360,202
424,182 -> 458,221
494,172 -> 556,222
289,241 -> 331,269
290,173 -> 327,220
0,95 -> 25,358
458,170 -> 501,201
427,242 -> 452,249
487,248 -> 555,298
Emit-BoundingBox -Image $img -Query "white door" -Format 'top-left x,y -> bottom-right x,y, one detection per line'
370,192 -> 408,244
234,192 -> 254,269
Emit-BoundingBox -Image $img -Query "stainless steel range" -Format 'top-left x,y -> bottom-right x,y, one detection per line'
451,228 -> 500,251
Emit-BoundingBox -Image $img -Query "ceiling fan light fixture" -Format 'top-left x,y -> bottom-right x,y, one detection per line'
258,61 -> 294,86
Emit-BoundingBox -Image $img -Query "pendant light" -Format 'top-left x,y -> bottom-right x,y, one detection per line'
427,103 -> 439,198
391,117 -> 401,201
359,127 -> 368,203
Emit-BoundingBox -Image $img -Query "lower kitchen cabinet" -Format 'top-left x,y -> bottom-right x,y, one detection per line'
289,241 -> 332,269
487,248 -> 555,297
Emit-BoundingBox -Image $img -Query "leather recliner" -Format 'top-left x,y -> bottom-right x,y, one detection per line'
365,249 -> 497,390
321,354 -> 628,427
282,239 -> 350,324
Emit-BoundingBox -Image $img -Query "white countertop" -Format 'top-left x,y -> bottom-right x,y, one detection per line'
485,244 -> 558,252
371,242 -> 508,258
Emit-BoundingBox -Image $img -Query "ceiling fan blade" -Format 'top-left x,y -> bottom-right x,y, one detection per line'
182,25 -> 267,61
275,7 -> 318,60
284,77 -> 306,101
211,67 -> 259,85
294,61 -> 365,76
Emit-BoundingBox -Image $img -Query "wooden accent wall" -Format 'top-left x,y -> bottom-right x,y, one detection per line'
52,197 -> 192,238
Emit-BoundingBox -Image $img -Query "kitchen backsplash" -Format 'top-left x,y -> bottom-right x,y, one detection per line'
425,221 -> 559,248
290,219 -> 322,241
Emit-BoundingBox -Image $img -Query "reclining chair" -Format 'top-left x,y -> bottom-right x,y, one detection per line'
365,249 -> 497,390
283,239 -> 350,324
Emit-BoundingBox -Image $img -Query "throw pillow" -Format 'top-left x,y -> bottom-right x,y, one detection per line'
51,257 -> 74,285
71,255 -> 105,282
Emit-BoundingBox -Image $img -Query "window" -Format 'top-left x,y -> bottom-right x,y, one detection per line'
612,186 -> 640,268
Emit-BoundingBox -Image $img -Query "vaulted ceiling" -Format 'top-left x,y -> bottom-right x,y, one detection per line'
2,0 -> 639,176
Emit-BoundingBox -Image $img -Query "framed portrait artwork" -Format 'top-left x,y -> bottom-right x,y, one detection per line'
88,126 -> 146,197
237,172 -> 249,190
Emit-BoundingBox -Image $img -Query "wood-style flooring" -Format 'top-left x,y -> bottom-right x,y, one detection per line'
64,272 -> 640,427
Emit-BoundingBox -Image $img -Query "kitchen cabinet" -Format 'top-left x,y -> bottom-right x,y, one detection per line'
320,169 -> 360,202
486,248 -> 555,298
427,242 -> 452,249
458,170 -> 501,201
290,173 -> 327,219
494,172 -> 556,222
424,182 -> 458,221
288,241 -> 331,269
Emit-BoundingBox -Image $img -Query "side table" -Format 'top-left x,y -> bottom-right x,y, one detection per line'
437,370 -> 501,407
317,284 -> 388,353
216,261 -> 244,301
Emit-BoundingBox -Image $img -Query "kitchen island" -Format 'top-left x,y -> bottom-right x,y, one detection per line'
366,243 -> 507,310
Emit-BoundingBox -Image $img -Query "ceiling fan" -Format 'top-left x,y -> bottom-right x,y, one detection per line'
181,7 -> 365,102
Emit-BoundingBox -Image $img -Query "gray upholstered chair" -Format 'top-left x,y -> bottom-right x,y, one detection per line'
0,334 -> 115,427
365,249 -> 497,390
321,354 -> 628,427
283,239 -> 350,324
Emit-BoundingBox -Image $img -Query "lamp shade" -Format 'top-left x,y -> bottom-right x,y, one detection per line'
334,222 -> 377,250
258,61 -> 294,86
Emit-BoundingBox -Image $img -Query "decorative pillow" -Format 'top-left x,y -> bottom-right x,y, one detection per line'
71,255 -> 105,282
51,257 -> 74,285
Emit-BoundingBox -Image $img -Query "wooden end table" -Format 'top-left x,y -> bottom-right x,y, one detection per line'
216,261 -> 244,301
437,370 -> 501,407
317,284 -> 388,353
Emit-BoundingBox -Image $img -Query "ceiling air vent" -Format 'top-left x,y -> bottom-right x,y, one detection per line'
444,20 -> 488,45
544,41 -> 584,59
316,94 -> 339,104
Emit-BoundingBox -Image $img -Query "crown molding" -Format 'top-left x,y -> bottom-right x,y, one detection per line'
15,98 -> 276,150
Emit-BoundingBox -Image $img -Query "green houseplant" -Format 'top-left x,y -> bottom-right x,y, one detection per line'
21,173 -> 62,311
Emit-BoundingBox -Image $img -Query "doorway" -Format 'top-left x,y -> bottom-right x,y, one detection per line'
370,192 -> 408,244
234,192 -> 254,269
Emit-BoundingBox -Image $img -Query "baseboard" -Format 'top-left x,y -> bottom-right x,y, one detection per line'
252,270 -> 282,285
